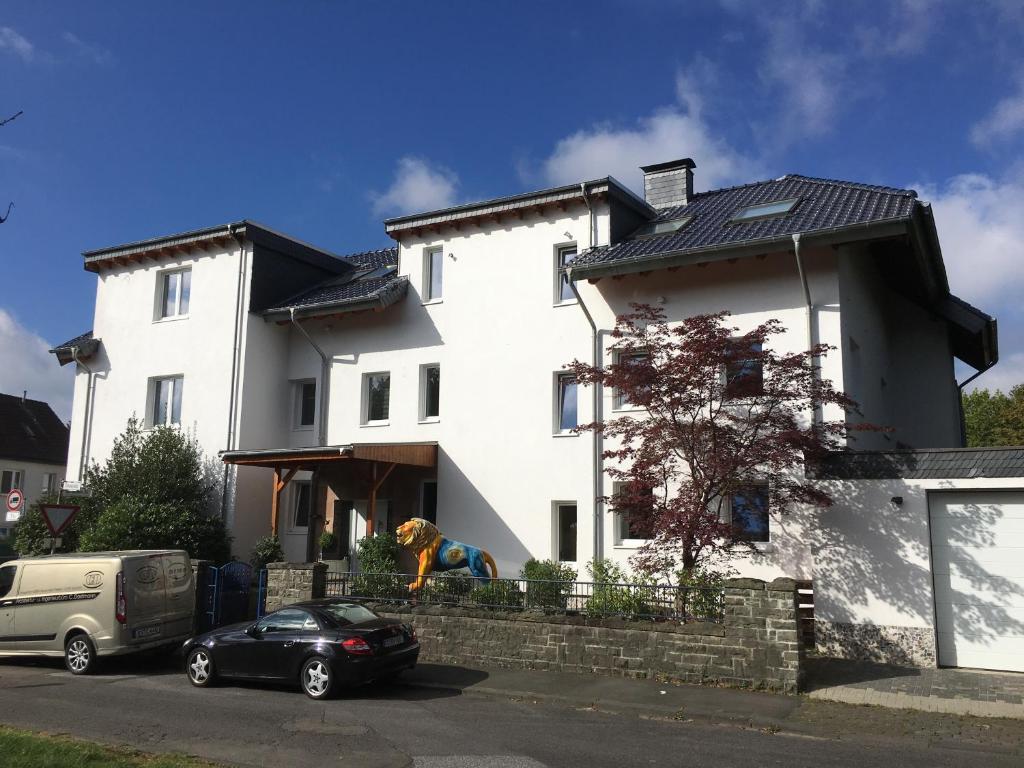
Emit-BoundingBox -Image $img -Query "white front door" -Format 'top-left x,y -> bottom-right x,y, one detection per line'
930,491 -> 1024,672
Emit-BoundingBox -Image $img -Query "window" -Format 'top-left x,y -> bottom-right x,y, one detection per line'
729,198 -> 799,223
292,482 -> 311,530
731,484 -> 770,543
724,341 -> 763,399
41,473 -> 57,494
421,481 -> 438,525
158,268 -> 191,319
420,364 -> 440,421
611,482 -> 654,544
555,503 -> 577,562
424,247 -> 443,301
632,216 -> 692,239
1,470 -> 23,494
363,372 -> 391,424
555,245 -> 578,303
555,373 -> 578,432
293,380 -> 316,429
0,565 -> 16,600
613,351 -> 649,410
256,608 -> 310,633
151,376 -> 184,426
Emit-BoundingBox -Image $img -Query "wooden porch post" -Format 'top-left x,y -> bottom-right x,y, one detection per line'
271,466 -> 281,537
365,461 -> 398,538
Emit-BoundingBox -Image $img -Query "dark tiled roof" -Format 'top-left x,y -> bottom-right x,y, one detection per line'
0,393 -> 69,465
275,272 -> 406,311
574,175 -> 919,271
342,247 -> 398,270
813,448 -> 1024,480
49,330 -> 93,352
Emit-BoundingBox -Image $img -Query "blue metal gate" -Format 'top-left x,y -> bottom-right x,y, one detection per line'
198,562 -> 254,632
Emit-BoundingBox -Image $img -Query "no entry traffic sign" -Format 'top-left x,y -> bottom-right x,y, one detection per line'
39,504 -> 80,536
5,488 -> 24,522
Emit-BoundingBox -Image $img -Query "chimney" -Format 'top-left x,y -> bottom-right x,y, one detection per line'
640,158 -> 696,209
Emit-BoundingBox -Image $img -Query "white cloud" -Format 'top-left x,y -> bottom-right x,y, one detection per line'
916,173 -> 1024,308
966,351 -> 1024,393
533,66 -> 759,195
0,309 -> 74,420
62,32 -> 113,66
371,157 -> 459,216
970,79 -> 1024,147
0,27 -> 34,62
855,0 -> 939,57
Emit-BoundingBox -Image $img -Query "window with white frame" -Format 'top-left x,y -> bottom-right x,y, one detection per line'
1,470 -> 23,495
554,502 -> 577,562
420,364 -> 440,421
611,481 -> 653,545
423,247 -> 443,301
555,245 -> 577,303
151,375 -> 184,427
292,379 -> 316,430
292,481 -> 312,530
613,351 -> 649,410
41,472 -> 58,495
421,480 -> 438,525
158,268 -> 191,319
723,340 -> 764,399
730,483 -> 770,543
363,372 -> 391,424
555,373 -> 578,433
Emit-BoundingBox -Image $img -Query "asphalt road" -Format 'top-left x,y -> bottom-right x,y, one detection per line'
1,655 -> 1022,768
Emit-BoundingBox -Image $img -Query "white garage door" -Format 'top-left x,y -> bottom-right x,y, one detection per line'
930,491 -> 1024,672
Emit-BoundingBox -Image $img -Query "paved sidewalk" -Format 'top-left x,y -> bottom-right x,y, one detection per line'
804,657 -> 1024,719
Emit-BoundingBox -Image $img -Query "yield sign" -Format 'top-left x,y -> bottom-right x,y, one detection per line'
39,504 -> 80,536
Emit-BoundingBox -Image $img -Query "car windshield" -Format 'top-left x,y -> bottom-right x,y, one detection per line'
316,603 -> 379,627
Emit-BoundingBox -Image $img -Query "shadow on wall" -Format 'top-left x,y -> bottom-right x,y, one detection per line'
811,468 -> 1024,664
436,447 -> 532,576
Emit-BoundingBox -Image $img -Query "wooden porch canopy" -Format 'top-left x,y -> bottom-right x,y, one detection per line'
221,442 -> 437,537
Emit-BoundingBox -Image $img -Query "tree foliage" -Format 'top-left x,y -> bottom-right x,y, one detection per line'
16,418 -> 230,560
962,386 -> 1024,447
566,305 -> 879,574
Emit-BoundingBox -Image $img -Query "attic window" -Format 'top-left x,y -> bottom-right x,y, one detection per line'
729,198 -> 799,223
632,216 -> 692,239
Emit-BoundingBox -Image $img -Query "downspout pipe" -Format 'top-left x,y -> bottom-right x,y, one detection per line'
573,181 -> 604,563
792,233 -> 819,426
221,224 -> 247,521
289,308 -> 330,447
70,346 -> 96,480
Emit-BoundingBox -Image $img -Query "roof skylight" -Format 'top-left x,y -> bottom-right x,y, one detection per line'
729,198 -> 799,223
632,216 -> 692,239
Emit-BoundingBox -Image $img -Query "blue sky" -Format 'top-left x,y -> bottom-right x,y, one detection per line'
3,1 -> 1024,417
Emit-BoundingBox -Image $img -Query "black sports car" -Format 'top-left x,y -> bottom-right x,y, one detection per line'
182,599 -> 419,699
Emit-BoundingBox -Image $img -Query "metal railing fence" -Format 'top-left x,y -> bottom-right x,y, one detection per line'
323,571 -> 724,623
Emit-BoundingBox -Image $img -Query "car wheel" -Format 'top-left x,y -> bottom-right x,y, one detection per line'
186,648 -> 216,688
65,633 -> 97,675
300,656 -> 335,699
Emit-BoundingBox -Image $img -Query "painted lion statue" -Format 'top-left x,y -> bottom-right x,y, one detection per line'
395,517 -> 498,591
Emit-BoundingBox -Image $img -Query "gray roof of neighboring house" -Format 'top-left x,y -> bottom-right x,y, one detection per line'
571,174 -> 919,276
0,393 -> 69,465
262,247 -> 405,320
813,448 -> 1024,480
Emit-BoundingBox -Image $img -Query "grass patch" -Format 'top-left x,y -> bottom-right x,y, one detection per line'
0,726 -> 221,767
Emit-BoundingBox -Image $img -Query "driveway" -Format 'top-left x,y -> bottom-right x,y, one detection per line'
1,655 -> 1023,767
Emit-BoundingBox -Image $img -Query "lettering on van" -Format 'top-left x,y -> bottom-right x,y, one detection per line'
83,571 -> 104,589
0,592 -> 100,608
166,563 -> 187,582
136,565 -> 159,584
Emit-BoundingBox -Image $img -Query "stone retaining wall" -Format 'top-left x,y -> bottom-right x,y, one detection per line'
263,565 -> 804,692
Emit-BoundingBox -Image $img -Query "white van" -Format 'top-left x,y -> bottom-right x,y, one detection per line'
0,550 -> 194,674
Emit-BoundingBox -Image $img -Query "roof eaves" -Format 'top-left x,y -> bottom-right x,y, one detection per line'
262,276 -> 410,322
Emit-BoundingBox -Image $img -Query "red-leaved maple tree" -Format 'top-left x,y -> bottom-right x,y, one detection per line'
566,304 -> 878,576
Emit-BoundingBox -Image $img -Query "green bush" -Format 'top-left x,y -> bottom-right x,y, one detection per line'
468,578 -> 524,609
15,492 -> 99,556
81,498 -> 231,562
250,535 -> 284,570
521,558 -> 577,611
356,532 -> 401,573
675,567 -> 726,622
318,531 -> 337,554
419,572 -> 475,603
584,559 -> 657,619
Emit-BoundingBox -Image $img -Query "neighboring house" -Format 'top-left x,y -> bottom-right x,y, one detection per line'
51,157 -> 1024,672
0,393 -> 69,538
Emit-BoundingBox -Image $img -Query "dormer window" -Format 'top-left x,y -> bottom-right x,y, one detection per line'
729,198 -> 799,223
632,216 -> 692,239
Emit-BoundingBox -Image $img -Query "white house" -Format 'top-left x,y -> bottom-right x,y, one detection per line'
52,157 -> 1024,672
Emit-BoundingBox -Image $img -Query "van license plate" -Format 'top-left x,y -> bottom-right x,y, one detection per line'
383,635 -> 403,648
133,626 -> 161,639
